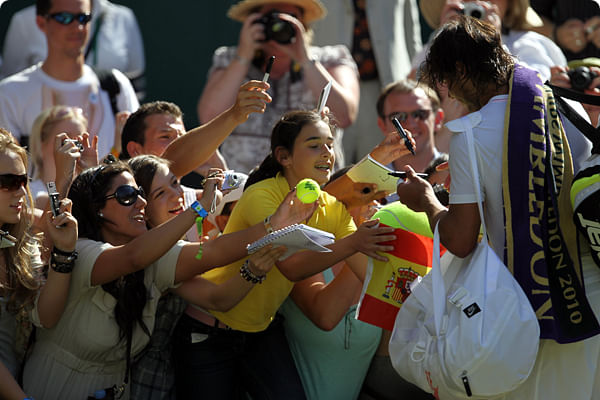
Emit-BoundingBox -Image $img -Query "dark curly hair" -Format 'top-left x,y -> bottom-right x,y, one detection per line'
68,161 -> 149,343
420,16 -> 514,110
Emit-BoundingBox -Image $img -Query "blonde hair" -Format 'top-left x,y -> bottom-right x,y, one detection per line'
29,106 -> 88,179
0,128 -> 42,315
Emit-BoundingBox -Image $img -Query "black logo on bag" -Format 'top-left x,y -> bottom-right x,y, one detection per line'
463,302 -> 481,318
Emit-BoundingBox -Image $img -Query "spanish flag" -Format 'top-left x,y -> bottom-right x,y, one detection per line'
356,201 -> 441,331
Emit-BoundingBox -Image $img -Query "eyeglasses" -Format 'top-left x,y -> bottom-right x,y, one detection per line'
47,12 -> 92,25
0,174 -> 28,191
104,185 -> 145,206
385,109 -> 432,123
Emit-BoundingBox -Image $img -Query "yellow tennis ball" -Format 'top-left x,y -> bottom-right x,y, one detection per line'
296,178 -> 321,203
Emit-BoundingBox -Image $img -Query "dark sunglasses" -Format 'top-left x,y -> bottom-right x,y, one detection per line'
104,185 -> 145,206
386,109 -> 432,123
47,12 -> 92,25
0,174 -> 28,191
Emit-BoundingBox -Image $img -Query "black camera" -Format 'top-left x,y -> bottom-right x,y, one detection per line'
568,66 -> 598,92
253,12 -> 295,44
460,2 -> 486,19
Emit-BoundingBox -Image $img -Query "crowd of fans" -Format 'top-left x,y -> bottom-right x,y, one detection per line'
0,0 -> 599,399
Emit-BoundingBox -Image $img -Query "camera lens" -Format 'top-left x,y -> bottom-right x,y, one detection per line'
253,12 -> 295,44
568,66 -> 597,92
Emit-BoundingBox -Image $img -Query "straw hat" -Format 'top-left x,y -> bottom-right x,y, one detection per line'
227,0 -> 327,24
420,0 -> 543,30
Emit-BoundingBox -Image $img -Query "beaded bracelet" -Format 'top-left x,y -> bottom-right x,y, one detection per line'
240,260 -> 266,284
50,247 -> 78,273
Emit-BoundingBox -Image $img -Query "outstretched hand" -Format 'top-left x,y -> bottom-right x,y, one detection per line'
230,80 -> 272,124
349,219 -> 396,262
200,168 -> 225,213
396,165 -> 442,213
369,129 -> 416,165
45,198 -> 78,252
270,187 -> 318,230
247,244 -> 287,276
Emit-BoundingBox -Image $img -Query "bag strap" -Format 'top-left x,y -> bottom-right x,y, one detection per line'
92,67 -> 121,116
431,115 -> 489,336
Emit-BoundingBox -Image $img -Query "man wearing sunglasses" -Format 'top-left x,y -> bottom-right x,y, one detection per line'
0,0 -> 139,159
376,79 -> 445,173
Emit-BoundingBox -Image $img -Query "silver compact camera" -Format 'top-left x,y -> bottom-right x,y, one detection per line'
222,170 -> 242,191
461,2 -> 486,19
62,138 -> 84,152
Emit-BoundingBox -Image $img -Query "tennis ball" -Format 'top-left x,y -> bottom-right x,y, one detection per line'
296,178 -> 321,203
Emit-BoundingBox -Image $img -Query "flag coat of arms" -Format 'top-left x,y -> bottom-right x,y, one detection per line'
357,202 -> 442,331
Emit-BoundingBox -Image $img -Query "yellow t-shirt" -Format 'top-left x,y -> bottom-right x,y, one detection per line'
203,172 -> 356,332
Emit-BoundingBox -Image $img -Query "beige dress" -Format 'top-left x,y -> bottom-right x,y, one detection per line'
23,238 -> 184,400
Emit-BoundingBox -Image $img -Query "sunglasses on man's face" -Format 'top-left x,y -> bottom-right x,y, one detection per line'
47,12 -> 92,25
386,109 -> 432,123
104,185 -> 145,206
0,174 -> 28,192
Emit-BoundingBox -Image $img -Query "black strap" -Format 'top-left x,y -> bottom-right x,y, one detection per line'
84,12 -> 105,63
546,83 -> 600,154
92,67 -> 121,116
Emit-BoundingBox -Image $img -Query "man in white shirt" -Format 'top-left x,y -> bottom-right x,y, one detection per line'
0,0 -> 145,83
0,0 -> 138,158
376,79 -> 444,173
397,16 -> 600,400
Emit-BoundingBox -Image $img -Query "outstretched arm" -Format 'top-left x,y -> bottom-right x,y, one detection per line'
174,245 -> 286,311
163,80 -> 271,178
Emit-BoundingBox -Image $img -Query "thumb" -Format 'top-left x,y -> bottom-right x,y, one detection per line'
404,165 -> 418,180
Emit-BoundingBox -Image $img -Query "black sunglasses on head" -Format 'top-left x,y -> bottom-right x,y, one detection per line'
0,174 -> 28,191
47,12 -> 92,25
104,185 -> 145,206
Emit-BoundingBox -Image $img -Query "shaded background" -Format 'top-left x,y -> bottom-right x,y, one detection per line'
0,0 -> 432,129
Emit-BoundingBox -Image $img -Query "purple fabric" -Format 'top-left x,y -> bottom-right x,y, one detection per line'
504,64 -> 600,343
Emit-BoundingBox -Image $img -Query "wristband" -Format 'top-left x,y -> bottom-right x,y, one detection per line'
240,260 -> 266,284
263,215 -> 274,234
190,200 -> 209,218
50,247 -> 77,274
235,54 -> 251,66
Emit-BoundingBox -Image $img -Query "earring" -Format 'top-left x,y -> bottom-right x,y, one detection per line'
98,212 -> 104,217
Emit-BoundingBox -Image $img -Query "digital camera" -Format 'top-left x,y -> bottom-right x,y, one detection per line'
253,12 -> 295,44
62,138 -> 84,152
568,66 -> 598,92
460,2 -> 486,20
222,170 -> 243,191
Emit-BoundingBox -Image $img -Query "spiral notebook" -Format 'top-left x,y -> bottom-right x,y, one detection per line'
247,224 -> 335,260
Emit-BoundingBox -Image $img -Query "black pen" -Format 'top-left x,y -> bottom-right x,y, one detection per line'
391,117 -> 415,156
388,171 -> 428,179
263,56 -> 275,82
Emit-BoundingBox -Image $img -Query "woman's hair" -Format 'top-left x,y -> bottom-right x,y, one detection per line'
420,16 -> 514,109
127,155 -> 171,203
0,129 -> 41,314
29,106 -> 88,179
68,160 -> 150,343
245,110 -> 334,189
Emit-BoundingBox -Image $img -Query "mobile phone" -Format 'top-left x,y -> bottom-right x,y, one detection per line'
46,182 -> 60,217
222,171 -> 243,191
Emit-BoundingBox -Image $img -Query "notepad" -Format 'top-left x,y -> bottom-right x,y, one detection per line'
247,224 -> 335,260
346,154 -> 399,194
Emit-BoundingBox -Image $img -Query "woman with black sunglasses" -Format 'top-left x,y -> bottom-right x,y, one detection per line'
21,157 -> 314,400
0,128 -> 78,398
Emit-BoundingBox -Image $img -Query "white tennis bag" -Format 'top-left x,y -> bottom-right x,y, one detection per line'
389,116 -> 540,399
